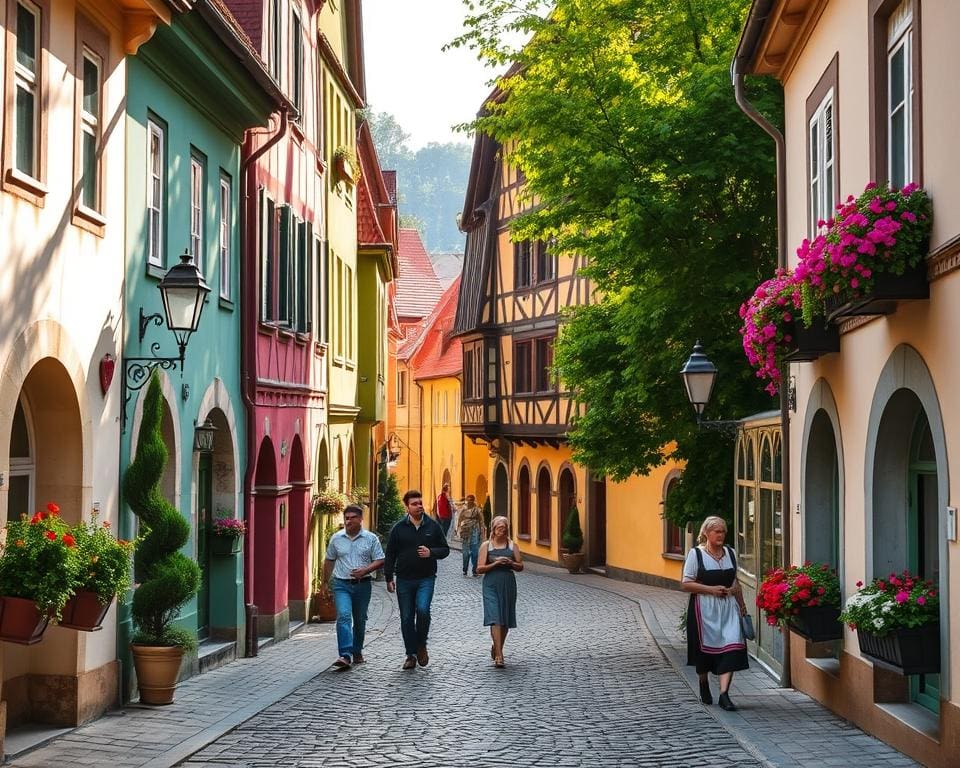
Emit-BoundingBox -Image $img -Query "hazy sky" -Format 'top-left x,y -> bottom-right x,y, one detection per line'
362,0 -> 494,149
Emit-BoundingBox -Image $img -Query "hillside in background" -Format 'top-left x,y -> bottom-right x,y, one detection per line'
366,110 -> 471,255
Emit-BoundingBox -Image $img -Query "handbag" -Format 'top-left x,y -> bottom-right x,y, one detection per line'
740,613 -> 756,641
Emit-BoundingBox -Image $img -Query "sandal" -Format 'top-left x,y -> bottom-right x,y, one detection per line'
494,655 -> 505,668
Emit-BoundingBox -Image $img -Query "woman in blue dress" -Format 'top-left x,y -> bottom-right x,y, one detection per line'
478,515 -> 524,667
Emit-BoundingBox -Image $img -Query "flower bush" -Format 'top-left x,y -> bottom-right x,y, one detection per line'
71,512 -> 135,603
211,515 -> 246,539
795,182 -> 931,303
756,562 -> 840,627
313,488 -> 349,517
0,503 -> 84,619
739,269 -> 804,394
839,570 -> 938,636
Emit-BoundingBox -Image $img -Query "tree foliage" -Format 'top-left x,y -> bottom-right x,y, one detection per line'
451,0 -> 781,526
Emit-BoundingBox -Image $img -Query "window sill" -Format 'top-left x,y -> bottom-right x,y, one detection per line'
317,157 -> 327,176
535,539 -> 551,547
4,168 -> 48,207
290,121 -> 305,145
345,360 -> 356,371
662,552 -> 685,561
333,355 -> 345,368
72,204 -> 106,237
219,296 -> 235,311
147,263 -> 166,280
517,534 -> 531,542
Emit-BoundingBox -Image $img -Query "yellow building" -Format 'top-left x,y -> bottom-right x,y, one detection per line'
454,130 -> 685,584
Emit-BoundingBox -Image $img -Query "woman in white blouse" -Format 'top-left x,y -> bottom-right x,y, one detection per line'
681,516 -> 749,711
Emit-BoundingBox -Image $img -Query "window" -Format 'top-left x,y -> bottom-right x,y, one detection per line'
219,177 -> 231,300
515,335 -> 555,394
291,9 -> 304,120
808,92 -> 834,236
663,477 -> 683,556
317,238 -> 328,342
147,120 -> 165,267
463,348 -> 475,399
397,369 -> 407,406
78,50 -> 102,211
887,2 -> 913,188
537,466 -> 551,545
190,155 -> 204,268
518,466 -> 531,537
735,435 -> 757,576
13,0 -> 41,178
294,220 -> 310,332
514,241 -> 532,289
268,0 -> 282,80
514,340 -> 533,394
536,240 -> 556,282
277,206 -> 292,323
8,397 -> 35,521
345,265 -> 354,359
259,190 -> 276,321
535,337 -> 554,392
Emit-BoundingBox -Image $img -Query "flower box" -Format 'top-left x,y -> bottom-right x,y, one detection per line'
211,537 -> 241,556
825,261 -> 929,321
857,623 -> 939,675
788,604 -> 842,642
0,596 -> 50,645
59,590 -> 112,632
782,316 -> 840,362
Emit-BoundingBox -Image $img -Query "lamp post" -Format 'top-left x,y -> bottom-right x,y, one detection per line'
123,250 -> 211,430
193,417 -> 217,453
679,341 -> 740,435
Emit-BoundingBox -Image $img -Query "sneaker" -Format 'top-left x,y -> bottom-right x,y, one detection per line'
416,645 -> 429,666
333,656 -> 351,670
402,656 -> 416,670
353,653 -> 364,664
463,570 -> 468,576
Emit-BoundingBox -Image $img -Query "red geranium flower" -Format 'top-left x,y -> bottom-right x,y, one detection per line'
62,534 -> 76,548
44,530 -> 57,541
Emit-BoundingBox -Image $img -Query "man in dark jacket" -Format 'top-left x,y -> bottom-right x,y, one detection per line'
384,489 -> 450,670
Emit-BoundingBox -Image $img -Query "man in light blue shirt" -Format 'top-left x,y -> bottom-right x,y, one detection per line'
322,505 -> 385,669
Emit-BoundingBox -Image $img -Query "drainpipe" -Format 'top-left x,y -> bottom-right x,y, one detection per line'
415,380 -> 424,494
733,63 -> 791,688
240,108 -> 289,613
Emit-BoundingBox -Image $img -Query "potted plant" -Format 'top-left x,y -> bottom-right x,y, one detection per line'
757,562 -> 842,642
0,503 -> 83,643
796,182 -> 932,320
740,270 -> 838,395
59,511 -> 135,632
309,576 -> 337,623
333,146 -> 359,183
560,507 -> 584,574
123,373 -> 200,704
839,570 -> 939,675
210,513 -> 246,556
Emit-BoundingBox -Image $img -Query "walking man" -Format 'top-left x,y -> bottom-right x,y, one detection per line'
435,482 -> 453,537
323,504 -> 385,670
385,489 -> 450,670
456,494 -> 485,577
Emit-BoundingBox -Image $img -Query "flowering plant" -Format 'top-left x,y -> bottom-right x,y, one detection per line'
839,571 -> 938,636
756,562 -> 840,627
739,269 -> 804,395
313,488 -> 349,517
795,182 -> 931,305
0,503 -> 84,619
71,512 -> 135,603
211,516 -> 246,539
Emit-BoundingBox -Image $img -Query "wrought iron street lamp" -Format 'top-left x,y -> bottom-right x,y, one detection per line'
123,250 -> 211,430
680,341 -> 739,435
193,417 -> 217,453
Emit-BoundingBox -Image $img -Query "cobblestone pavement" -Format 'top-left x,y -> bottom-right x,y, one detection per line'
180,557 -> 763,768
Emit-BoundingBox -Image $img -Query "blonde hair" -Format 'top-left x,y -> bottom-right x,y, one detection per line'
489,515 -> 510,542
697,516 -> 728,544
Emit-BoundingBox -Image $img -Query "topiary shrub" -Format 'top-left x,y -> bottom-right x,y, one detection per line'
376,471 -> 405,538
561,506 -> 584,553
123,373 -> 200,650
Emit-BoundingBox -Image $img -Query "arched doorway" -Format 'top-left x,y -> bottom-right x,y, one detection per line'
493,462 -> 509,520
558,468 -> 575,556
517,465 -> 531,537
252,438 -> 283,636
536,465 -> 551,545
805,410 -> 840,569
588,475 -> 606,568
287,436 -> 309,621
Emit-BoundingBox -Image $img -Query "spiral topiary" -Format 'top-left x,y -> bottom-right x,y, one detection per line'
123,373 -> 200,650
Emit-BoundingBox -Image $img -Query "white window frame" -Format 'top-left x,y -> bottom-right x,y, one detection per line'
291,7 -> 304,120
808,89 -> 834,237
219,177 -> 231,300
9,396 -> 36,520
79,48 -> 101,211
147,120 -> 165,267
397,369 -> 407,407
190,156 -> 204,268
887,2 -> 913,189
13,0 -> 41,178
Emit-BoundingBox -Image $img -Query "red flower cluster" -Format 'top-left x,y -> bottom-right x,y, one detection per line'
756,562 -> 840,627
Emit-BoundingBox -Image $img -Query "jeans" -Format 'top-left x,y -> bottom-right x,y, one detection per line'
439,516 -> 452,536
395,576 -> 436,656
462,528 -> 480,574
332,578 -> 373,659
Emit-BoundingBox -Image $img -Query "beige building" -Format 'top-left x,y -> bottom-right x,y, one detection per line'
737,1 -> 960,763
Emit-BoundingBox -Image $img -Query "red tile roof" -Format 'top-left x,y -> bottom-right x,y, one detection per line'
395,229 -> 443,321
411,278 -> 462,381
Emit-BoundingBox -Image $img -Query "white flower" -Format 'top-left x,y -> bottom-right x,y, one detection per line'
873,618 -> 885,629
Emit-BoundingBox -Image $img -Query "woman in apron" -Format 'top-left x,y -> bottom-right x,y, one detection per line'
682,515 -> 749,711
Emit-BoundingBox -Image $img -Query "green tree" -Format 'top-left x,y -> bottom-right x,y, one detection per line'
451,0 -> 780,527
376,468 -> 406,538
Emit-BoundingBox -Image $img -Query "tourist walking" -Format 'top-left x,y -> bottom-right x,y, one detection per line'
681,516 -> 749,711
384,489 -> 450,670
434,482 -> 454,537
456,494 -> 485,576
478,515 -> 523,668
322,504 -> 386,670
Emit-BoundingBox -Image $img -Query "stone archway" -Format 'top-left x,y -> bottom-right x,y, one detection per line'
801,379 -> 844,575
253,438 -> 288,638
493,462 -> 509,520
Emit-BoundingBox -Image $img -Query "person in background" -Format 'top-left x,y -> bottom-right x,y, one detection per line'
384,489 -> 450,670
435,482 -> 453,537
681,516 -> 748,711
477,515 -> 523,668
456,494 -> 485,577
322,505 -> 385,670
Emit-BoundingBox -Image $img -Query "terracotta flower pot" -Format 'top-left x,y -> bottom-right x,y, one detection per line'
131,643 -> 185,705
561,552 -> 584,574
0,596 -> 50,645
59,591 -> 113,632
311,591 -> 337,622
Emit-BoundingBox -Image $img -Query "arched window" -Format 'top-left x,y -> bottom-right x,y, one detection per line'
735,435 -> 756,575
536,466 -> 551,544
9,397 -> 35,519
517,465 -> 531,537
663,476 -> 683,556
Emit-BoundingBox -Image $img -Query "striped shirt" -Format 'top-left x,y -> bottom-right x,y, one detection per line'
325,528 -> 385,580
